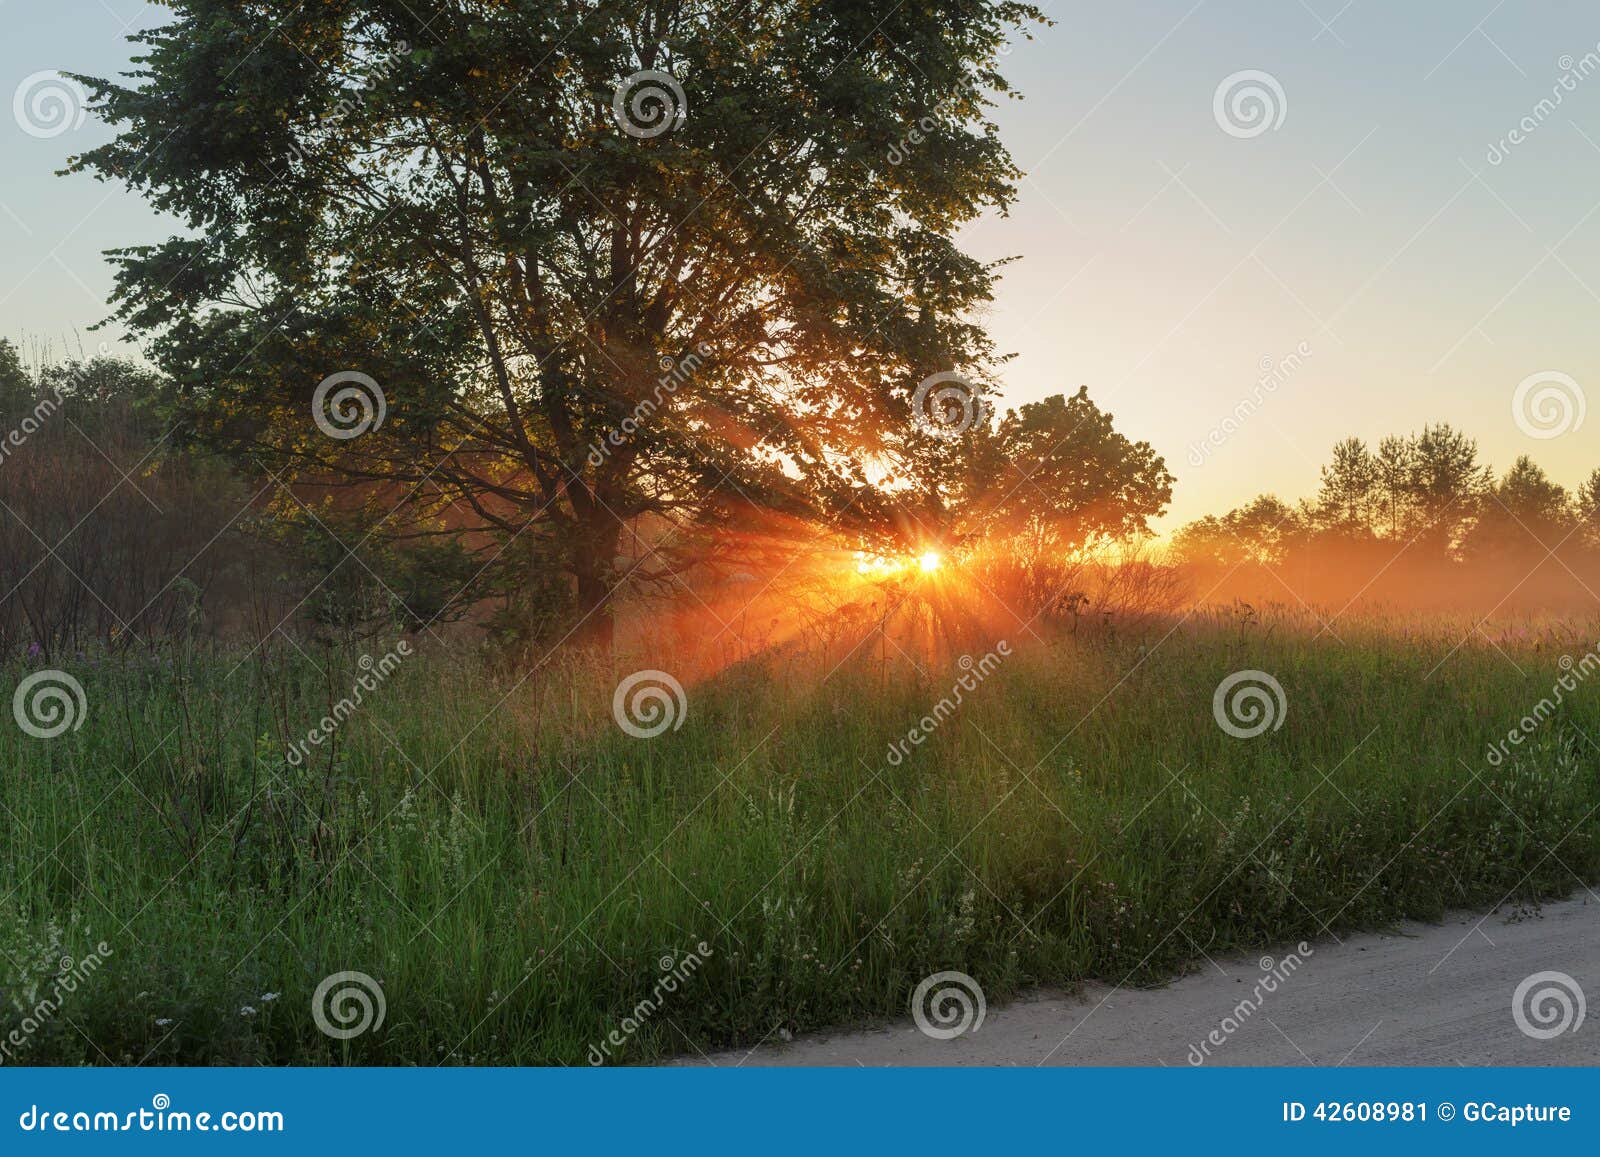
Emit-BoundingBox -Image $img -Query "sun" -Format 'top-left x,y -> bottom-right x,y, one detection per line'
850,548 -> 945,579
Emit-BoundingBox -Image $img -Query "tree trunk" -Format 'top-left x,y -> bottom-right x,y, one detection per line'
573,567 -> 615,654
571,519 -> 622,655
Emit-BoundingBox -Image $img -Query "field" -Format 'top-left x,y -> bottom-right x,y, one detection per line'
3,605 -> 1598,1065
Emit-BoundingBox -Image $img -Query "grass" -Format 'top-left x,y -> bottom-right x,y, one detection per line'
3,604 -> 1598,1065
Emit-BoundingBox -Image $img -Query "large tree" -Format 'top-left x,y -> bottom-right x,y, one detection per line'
73,0 -> 1044,648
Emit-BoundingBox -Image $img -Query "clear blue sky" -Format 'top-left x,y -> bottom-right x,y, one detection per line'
5,0 -> 1597,529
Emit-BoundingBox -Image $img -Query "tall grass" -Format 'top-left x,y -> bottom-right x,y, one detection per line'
2,605 -> 1598,1064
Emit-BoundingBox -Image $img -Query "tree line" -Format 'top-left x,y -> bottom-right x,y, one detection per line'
1172,424 -> 1600,611
1,331 -> 1174,657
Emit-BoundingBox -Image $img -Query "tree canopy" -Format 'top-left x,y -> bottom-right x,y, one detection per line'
72,0 -> 1050,647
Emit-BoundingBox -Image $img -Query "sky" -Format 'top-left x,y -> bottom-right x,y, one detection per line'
3,0 -> 1597,532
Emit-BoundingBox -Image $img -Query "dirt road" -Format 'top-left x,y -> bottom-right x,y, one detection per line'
693,896 -> 1598,1066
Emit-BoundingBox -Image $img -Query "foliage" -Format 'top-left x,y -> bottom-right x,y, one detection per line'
889,386 -> 1173,566
0,339 -> 32,418
71,0 -> 1049,647
1170,495 -> 1300,568
1467,455 -> 1572,557
0,354 -> 262,659
1580,468 -> 1600,545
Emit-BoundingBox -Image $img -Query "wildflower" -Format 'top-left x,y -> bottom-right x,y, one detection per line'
239,1005 -> 257,1017
260,992 -> 279,1003
155,1018 -> 173,1027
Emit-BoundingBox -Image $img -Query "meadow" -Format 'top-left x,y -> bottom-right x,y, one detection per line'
3,603 -> 1597,1065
